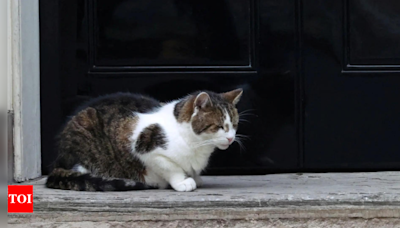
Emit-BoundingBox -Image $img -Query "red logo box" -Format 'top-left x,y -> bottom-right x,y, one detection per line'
8,185 -> 33,213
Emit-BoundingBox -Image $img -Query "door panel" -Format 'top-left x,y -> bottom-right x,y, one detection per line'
93,0 -> 252,67
348,0 -> 400,65
303,0 -> 400,169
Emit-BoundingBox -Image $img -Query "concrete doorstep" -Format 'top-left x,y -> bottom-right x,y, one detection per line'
8,172 -> 400,228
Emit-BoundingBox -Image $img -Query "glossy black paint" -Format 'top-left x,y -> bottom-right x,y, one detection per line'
40,0 -> 400,175
303,0 -> 400,169
93,0 -> 251,67
348,0 -> 400,65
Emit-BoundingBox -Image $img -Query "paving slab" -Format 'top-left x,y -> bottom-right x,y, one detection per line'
8,172 -> 400,227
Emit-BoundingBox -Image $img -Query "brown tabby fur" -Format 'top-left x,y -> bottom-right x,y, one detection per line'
174,91 -> 240,134
46,93 -> 160,191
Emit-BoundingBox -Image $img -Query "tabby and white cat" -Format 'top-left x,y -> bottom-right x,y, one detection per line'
46,89 -> 242,192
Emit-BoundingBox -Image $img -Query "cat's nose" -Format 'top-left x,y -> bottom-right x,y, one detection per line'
227,137 -> 234,143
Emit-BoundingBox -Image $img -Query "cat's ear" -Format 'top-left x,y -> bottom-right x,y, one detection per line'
194,92 -> 212,109
221,88 -> 243,105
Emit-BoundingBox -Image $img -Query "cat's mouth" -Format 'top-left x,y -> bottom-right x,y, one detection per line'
217,143 -> 230,150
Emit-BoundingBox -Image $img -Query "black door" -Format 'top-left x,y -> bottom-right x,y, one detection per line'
40,0 -> 400,175
302,0 -> 400,170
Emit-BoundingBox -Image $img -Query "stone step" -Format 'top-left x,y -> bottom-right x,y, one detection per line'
8,172 -> 400,227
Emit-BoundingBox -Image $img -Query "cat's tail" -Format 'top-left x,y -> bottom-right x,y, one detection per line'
45,168 -> 149,191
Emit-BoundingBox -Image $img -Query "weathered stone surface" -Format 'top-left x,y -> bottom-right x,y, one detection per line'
8,218 -> 400,228
8,172 -> 400,227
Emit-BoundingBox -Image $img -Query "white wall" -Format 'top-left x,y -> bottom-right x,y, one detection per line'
0,0 -> 7,112
7,0 -> 12,112
1,0 -> 8,184
9,0 -> 41,182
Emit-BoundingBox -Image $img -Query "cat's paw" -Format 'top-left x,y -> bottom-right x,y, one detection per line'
172,178 -> 197,192
194,176 -> 203,187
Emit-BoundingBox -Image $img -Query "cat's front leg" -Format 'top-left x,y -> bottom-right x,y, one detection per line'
149,156 -> 197,192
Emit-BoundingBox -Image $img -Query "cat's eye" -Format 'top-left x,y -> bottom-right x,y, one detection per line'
217,126 -> 223,129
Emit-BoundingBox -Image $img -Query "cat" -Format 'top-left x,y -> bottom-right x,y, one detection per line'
45,89 -> 243,192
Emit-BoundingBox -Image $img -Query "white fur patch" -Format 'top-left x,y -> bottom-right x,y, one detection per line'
129,101 -> 237,191
223,109 -> 236,139
72,164 -> 89,174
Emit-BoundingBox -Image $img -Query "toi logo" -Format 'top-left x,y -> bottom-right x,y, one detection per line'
8,185 -> 34,213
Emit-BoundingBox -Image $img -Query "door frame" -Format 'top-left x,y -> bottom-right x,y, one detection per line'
8,0 -> 41,182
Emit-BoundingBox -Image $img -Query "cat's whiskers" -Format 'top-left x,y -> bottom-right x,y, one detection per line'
239,110 -> 257,125
192,138 -> 215,145
193,143 -> 215,149
192,139 -> 217,148
235,134 -> 249,154
236,134 -> 250,139
239,109 -> 256,116
239,113 -> 257,118
192,136 -> 230,149
239,109 -> 257,119
239,118 -> 250,123
235,138 -> 246,154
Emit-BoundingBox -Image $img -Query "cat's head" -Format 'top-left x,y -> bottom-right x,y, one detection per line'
174,89 -> 243,150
